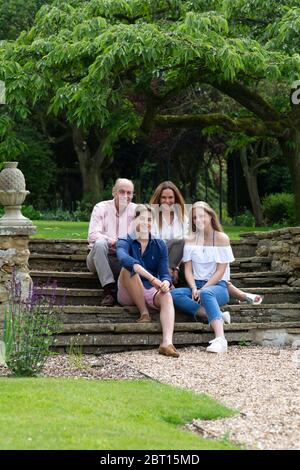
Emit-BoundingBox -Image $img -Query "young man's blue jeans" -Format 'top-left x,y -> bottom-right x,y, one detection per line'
171,280 -> 229,322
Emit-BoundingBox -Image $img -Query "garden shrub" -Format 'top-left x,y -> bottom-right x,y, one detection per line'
262,193 -> 295,225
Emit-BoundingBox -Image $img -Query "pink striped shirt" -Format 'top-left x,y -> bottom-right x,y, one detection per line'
88,199 -> 136,249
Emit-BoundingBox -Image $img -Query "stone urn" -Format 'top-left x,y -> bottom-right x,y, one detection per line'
0,161 -> 32,226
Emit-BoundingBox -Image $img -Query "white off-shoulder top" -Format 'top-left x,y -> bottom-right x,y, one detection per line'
183,244 -> 235,281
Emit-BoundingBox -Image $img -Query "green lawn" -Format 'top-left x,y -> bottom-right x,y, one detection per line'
31,220 -> 274,240
32,220 -> 88,239
0,378 -> 238,450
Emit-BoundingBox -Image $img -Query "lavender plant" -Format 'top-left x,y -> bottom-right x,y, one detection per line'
3,272 -> 63,377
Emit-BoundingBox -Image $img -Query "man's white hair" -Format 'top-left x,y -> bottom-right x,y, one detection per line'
114,178 -> 134,189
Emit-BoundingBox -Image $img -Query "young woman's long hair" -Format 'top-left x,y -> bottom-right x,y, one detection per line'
149,181 -> 186,230
191,201 -> 223,233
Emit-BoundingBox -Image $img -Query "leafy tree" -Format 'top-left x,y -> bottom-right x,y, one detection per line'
1,0 -> 300,219
0,0 -> 52,40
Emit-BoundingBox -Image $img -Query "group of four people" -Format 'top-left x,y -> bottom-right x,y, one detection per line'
87,178 -> 263,357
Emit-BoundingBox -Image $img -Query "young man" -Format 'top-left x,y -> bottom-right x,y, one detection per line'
87,178 -> 136,306
116,204 -> 179,358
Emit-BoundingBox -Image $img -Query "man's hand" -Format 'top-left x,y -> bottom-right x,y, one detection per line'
108,239 -> 117,249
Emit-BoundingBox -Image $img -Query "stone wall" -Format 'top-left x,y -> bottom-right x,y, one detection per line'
240,227 -> 300,287
0,226 -> 36,322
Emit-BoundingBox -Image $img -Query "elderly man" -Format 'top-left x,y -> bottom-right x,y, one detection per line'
87,178 -> 136,306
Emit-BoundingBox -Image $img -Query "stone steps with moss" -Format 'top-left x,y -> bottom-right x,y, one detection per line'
31,269 -> 289,289
54,303 -> 300,325
29,252 -> 272,273
29,237 -> 258,259
53,320 -> 300,354
27,233 -> 300,353
36,286 -> 300,306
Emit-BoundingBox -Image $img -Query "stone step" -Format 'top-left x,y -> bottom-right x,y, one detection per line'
37,286 -> 300,306
52,320 -> 300,354
55,303 -> 300,325
230,256 -> 272,272
59,320 -> 300,334
29,253 -> 88,272
28,252 -> 272,273
31,270 -> 100,288
230,271 -> 289,287
31,269 -> 290,289
28,237 -> 258,260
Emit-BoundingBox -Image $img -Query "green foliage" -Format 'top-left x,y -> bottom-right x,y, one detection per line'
0,204 -> 41,219
0,113 -> 27,159
262,192 -> 295,225
17,127 -> 57,208
234,209 -> 256,227
2,0 -> 298,148
0,0 -> 52,40
40,208 -> 74,221
73,197 -> 94,222
21,204 -> 42,220
1,0 -> 300,211
0,117 -> 57,207
3,274 -> 61,377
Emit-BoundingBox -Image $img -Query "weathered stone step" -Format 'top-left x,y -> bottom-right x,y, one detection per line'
29,252 -> 272,273
38,286 -> 300,306
29,253 -> 88,272
230,271 -> 289,287
59,320 -> 300,334
31,269 -> 289,289
29,237 -> 258,259
230,256 -> 272,272
55,303 -> 300,325
31,270 -> 100,288
52,321 -> 300,354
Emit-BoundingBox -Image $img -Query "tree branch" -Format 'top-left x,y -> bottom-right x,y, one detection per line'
214,81 -> 281,122
154,113 -> 285,137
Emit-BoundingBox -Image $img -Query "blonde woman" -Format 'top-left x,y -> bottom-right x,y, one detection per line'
171,202 -> 234,353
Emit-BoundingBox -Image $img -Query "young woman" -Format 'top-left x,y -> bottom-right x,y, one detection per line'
150,181 -> 263,303
171,201 -> 234,353
116,204 -> 179,358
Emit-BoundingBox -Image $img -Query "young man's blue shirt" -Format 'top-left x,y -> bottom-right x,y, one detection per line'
116,233 -> 172,289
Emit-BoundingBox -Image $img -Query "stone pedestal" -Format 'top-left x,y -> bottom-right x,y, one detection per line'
0,226 -> 36,324
0,162 -> 37,337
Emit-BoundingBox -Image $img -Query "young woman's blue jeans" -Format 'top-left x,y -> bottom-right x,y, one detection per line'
171,280 -> 229,322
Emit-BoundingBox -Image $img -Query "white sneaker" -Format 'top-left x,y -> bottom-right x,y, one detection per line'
245,293 -> 263,305
222,311 -> 231,324
206,337 -> 228,353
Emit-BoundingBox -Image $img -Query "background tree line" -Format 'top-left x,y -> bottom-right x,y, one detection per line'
0,0 -> 298,226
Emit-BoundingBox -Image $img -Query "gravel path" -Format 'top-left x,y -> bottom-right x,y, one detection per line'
112,346 -> 300,450
1,346 -> 299,449
0,355 -> 144,380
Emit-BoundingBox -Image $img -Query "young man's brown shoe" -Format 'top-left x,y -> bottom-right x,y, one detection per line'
158,344 -> 180,358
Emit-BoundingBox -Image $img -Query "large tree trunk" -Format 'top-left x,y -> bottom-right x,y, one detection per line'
280,129 -> 300,224
240,146 -> 264,226
72,126 -> 112,203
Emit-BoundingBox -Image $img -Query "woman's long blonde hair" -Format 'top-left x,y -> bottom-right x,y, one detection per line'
149,181 -> 186,229
192,201 -> 223,233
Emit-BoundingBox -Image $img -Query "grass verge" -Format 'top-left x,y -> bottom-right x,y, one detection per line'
0,378 -> 237,450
